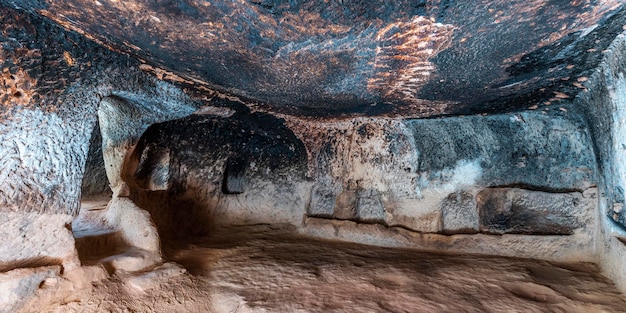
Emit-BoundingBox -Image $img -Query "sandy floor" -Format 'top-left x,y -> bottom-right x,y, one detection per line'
24,225 -> 626,313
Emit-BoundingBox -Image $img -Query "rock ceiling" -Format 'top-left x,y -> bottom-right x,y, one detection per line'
5,0 -> 625,117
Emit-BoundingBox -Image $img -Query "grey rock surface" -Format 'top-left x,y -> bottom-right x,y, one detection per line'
99,92 -> 196,194
81,121 -> 110,197
0,1 -> 625,308
477,188 -> 586,235
407,111 -> 597,191
356,189 -> 385,223
307,187 -> 336,218
0,266 -> 61,313
0,6 -> 196,215
441,191 -> 478,234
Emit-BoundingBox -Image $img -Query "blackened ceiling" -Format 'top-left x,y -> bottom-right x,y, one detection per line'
2,0 -> 625,117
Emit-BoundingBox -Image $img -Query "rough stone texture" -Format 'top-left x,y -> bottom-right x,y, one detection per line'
123,111 -> 309,237
0,213 -> 79,272
421,2 -> 625,113
124,262 -> 186,294
284,111 -> 597,236
0,110 -> 90,214
123,108 -> 600,245
355,189 -> 385,223
73,197 -> 162,273
478,188 -> 586,235
0,5 -> 108,215
80,121 -> 110,197
441,190 -> 478,234
104,198 -> 161,255
302,201 -> 597,263
72,198 -> 124,262
98,92 -> 196,194
287,117 -> 426,230
0,264 -> 109,313
385,198 -> 442,233
0,1 -> 625,309
222,157 -> 247,194
0,4 -> 197,216
5,0 -> 623,117
406,111 -> 597,191
579,30 -> 626,228
0,6 -> 197,299
99,249 -> 161,274
8,226 -> 626,313
0,266 -> 61,313
333,190 -> 357,220
307,186 -> 335,218
576,28 -> 626,293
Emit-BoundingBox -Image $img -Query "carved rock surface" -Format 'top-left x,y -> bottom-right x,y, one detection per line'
441,191 -> 478,234
0,213 -> 79,273
0,4 -> 194,215
289,110 -> 597,234
24,226 -> 626,313
98,93 -> 196,193
124,111 -> 309,236
407,112 -> 597,191
477,188 -> 588,235
6,0 -> 623,115
0,266 -> 61,313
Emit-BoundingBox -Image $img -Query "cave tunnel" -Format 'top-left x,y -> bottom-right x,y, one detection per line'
2,0 -> 626,312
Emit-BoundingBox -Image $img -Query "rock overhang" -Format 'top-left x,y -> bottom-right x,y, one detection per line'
2,0 -> 624,117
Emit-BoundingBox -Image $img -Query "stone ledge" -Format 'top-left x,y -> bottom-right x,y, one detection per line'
0,212 -> 79,273
300,216 -> 596,263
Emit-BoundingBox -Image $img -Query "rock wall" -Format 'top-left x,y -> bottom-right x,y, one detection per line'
0,4 -> 196,273
0,7 -> 98,215
294,112 -> 598,260
124,110 -> 310,237
81,121 -> 110,197
1,0 -> 626,302
122,109 -> 599,260
291,112 -> 596,235
577,28 -> 626,293
0,5 -> 107,272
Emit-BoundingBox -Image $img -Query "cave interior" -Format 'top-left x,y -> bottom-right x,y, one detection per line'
2,0 -> 626,312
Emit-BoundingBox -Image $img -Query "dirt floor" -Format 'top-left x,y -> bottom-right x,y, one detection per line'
20,224 -> 626,313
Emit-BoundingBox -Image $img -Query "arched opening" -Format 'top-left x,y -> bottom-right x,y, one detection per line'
72,94 -> 196,273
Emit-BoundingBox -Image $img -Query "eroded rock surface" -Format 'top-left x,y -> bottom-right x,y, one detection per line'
4,0 -> 623,116
123,108 -> 598,238
0,266 -> 61,313
17,226 -> 626,313
0,3 -> 193,282
478,188 -> 587,235
117,107 -> 601,264
1,1 -> 626,311
0,213 -> 79,273
124,111 -> 309,237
